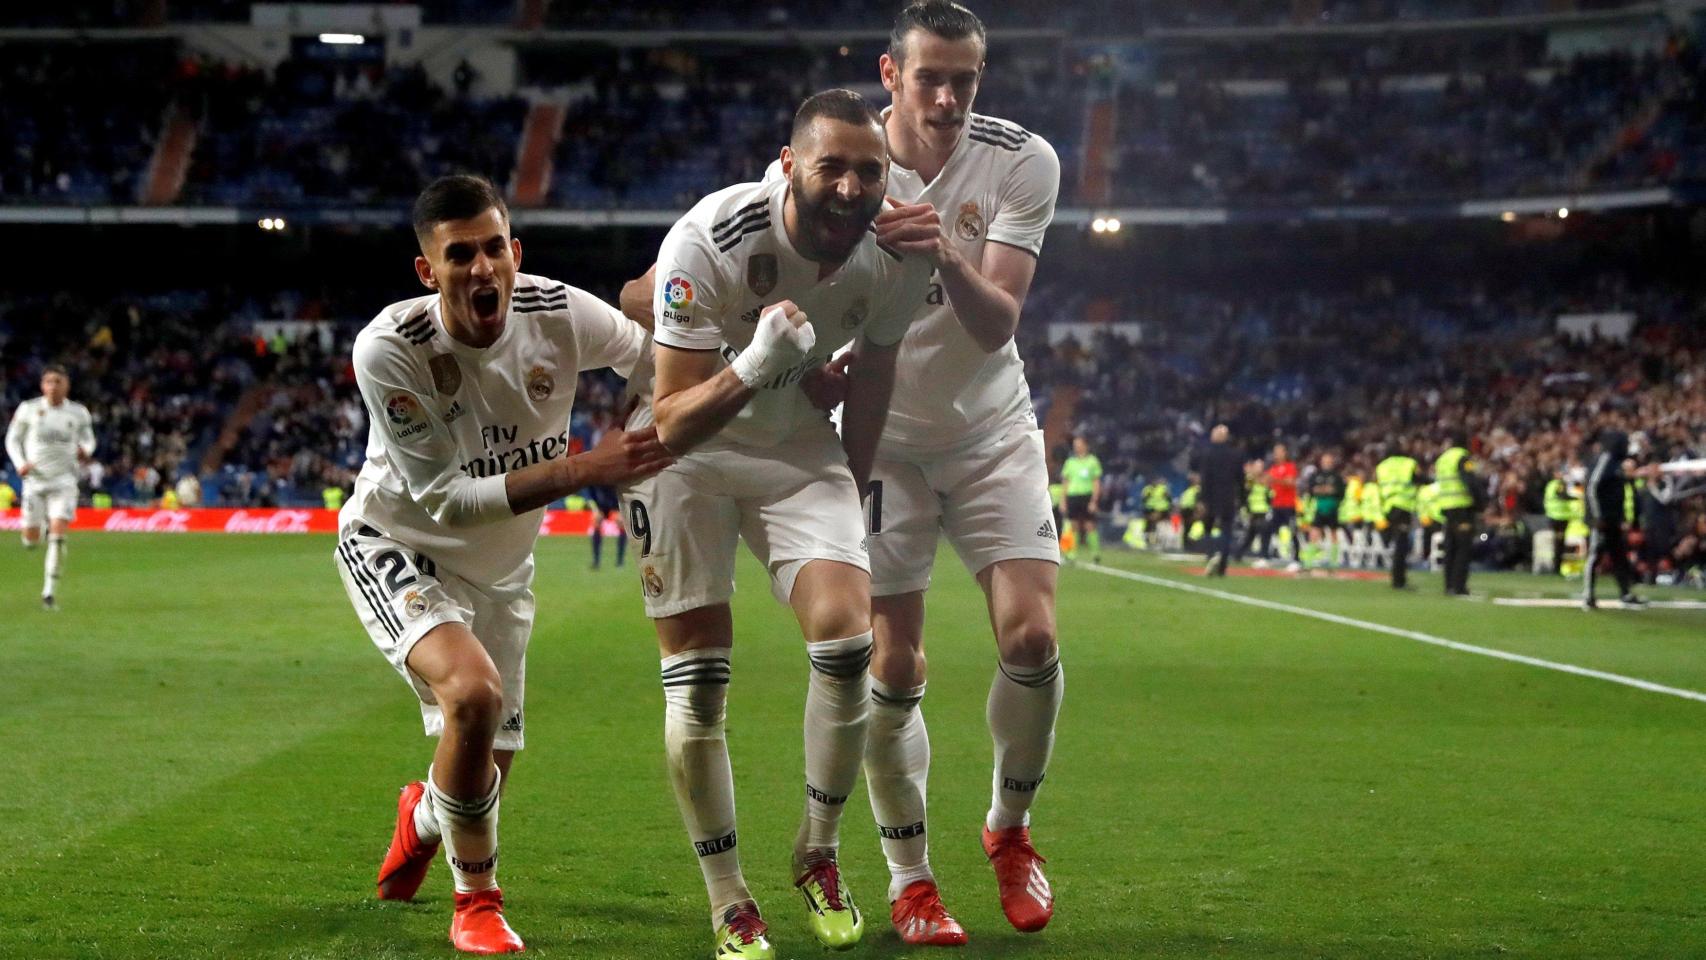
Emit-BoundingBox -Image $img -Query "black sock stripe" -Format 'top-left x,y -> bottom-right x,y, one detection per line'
872,690 -> 923,707
339,542 -> 400,640
655,668 -> 730,682
662,678 -> 731,689
661,656 -> 732,672
999,659 -> 1060,688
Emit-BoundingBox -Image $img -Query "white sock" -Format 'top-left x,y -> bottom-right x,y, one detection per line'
865,679 -> 933,901
796,632 -> 873,863
43,535 -> 63,597
427,764 -> 501,893
413,780 -> 442,844
661,647 -> 750,927
986,653 -> 1064,832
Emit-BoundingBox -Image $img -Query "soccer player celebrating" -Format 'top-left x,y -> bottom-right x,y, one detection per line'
621,90 -> 933,959
4,364 -> 95,610
339,175 -> 670,954
855,0 -> 1065,943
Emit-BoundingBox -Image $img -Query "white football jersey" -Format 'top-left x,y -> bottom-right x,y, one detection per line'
4,396 -> 95,489
878,111 -> 1060,453
631,175 -> 933,449
343,273 -> 646,593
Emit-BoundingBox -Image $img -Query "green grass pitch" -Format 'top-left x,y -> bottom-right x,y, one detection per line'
3,533 -> 1704,958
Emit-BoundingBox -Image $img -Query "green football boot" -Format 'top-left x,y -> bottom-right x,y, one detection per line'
713,902 -> 774,960
793,850 -> 863,950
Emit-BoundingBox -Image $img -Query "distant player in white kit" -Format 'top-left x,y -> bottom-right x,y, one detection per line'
810,2 -> 1067,944
621,90 -> 935,959
5,364 -> 96,610
339,175 -> 670,954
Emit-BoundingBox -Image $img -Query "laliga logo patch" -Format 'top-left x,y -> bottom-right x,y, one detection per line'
402,590 -> 428,619
642,564 -> 665,598
956,201 -> 984,241
661,271 -> 697,326
385,392 -> 418,425
527,365 -> 554,402
386,392 -> 430,440
664,276 -> 694,310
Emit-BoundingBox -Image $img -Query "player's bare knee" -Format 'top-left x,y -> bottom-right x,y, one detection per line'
998,620 -> 1058,667
802,598 -> 871,644
871,642 -> 925,687
436,671 -> 505,734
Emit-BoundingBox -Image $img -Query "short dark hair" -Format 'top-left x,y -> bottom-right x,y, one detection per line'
41,363 -> 67,378
790,89 -> 884,147
412,174 -> 508,249
889,0 -> 986,63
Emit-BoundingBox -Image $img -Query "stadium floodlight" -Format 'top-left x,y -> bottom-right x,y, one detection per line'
319,33 -> 366,44
1091,218 -> 1107,233
1557,207 -> 1570,219
1500,211 -> 1517,222
1105,218 -> 1122,233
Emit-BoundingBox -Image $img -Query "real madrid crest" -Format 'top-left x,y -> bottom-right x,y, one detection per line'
402,590 -> 428,619
746,253 -> 778,297
840,298 -> 869,330
956,201 -> 985,241
527,365 -> 554,402
642,564 -> 665,598
429,354 -> 462,396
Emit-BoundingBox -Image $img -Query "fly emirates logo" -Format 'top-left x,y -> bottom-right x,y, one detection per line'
458,423 -> 572,478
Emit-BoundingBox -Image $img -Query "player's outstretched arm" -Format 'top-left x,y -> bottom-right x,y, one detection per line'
653,302 -> 814,454
839,336 -> 899,496
503,427 -> 673,514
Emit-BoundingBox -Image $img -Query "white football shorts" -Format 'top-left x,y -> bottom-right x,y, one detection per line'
620,422 -> 868,619
867,421 -> 1061,596
334,521 -> 532,750
21,480 -> 77,529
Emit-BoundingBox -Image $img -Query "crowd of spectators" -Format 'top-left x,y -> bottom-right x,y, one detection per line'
179,57 -> 526,206
1115,41 -> 1696,204
0,42 -> 177,204
1030,273 -> 1706,580
4,24 -> 1702,208
1142,0 -> 1646,29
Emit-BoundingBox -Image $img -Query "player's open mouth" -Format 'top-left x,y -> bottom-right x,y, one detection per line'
471,288 -> 502,323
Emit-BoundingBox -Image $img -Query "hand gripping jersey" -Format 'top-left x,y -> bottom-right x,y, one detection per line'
5,397 -> 96,490
759,112 -> 1060,453
344,273 -> 646,593
627,175 -> 933,448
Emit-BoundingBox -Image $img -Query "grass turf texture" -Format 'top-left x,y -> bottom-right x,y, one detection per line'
3,534 -> 1704,959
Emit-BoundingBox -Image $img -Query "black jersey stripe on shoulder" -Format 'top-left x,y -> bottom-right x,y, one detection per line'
512,290 -> 569,306
715,221 -> 771,253
513,284 -> 567,300
711,199 -> 768,235
395,303 -> 431,330
970,117 -> 1031,141
968,131 -> 1025,152
512,302 -> 569,314
712,209 -> 770,244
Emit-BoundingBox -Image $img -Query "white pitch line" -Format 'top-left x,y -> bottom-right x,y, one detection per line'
1082,562 -> 1706,705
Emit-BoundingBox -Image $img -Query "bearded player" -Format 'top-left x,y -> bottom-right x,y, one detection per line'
620,90 -> 936,958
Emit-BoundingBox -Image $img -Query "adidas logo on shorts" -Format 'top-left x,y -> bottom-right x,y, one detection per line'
1037,521 -> 1056,540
